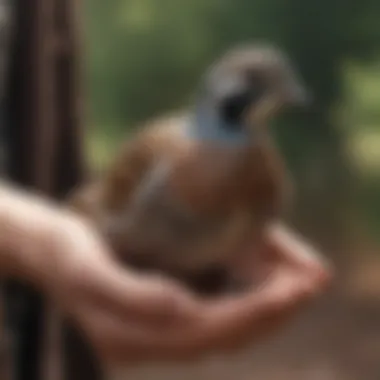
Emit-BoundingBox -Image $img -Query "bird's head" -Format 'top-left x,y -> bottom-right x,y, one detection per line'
192,44 -> 310,142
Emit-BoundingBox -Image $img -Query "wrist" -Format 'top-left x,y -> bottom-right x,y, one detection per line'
0,183 -> 68,291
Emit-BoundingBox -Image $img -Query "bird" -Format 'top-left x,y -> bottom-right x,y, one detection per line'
67,43 -> 310,295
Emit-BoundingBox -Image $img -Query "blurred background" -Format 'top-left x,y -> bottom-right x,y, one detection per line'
82,0 -> 380,379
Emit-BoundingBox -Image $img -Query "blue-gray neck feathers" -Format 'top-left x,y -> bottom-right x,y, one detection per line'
185,99 -> 257,146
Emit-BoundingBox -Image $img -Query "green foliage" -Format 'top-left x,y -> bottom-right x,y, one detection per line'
84,0 -> 380,126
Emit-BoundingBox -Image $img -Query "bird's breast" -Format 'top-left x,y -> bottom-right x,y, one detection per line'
165,135 -> 288,220
107,137 -> 287,274
108,160 -> 239,272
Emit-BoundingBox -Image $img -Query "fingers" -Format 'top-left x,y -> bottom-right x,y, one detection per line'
78,256 -> 201,325
268,223 -> 334,277
62,217 -> 332,366
73,272 -> 300,364
187,267 -> 317,351
72,262 -> 323,366
230,222 -> 333,290
78,307 -> 204,366
84,227 -> 330,363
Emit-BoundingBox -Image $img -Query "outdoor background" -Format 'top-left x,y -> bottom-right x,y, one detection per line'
83,1 -> 380,379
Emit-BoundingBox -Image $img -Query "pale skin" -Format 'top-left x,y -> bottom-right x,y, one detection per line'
0,181 -> 332,366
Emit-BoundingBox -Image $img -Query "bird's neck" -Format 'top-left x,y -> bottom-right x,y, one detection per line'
185,99 -> 268,148
185,101 -> 253,146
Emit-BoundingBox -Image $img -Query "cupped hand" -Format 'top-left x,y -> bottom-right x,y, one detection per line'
47,215 -> 332,366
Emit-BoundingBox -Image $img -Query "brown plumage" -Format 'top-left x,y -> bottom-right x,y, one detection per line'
68,43 -> 309,294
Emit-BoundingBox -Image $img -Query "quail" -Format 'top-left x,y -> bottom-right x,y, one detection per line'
68,43 -> 309,295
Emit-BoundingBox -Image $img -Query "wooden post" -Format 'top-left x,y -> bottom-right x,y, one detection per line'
5,0 -> 94,380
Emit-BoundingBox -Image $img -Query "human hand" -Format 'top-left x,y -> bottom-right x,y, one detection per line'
0,183 -> 331,365
45,215 -> 332,366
